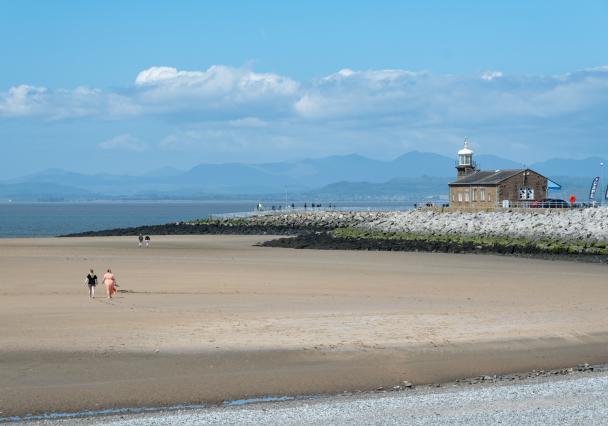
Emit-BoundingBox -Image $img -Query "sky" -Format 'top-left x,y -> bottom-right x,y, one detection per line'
1,0 -> 608,178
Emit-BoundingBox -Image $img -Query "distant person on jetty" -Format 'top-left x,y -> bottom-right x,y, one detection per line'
103,268 -> 118,299
144,235 -> 151,247
138,234 -> 143,247
85,269 -> 97,298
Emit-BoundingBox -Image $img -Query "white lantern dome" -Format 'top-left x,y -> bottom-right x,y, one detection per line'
457,138 -> 474,168
458,140 -> 473,156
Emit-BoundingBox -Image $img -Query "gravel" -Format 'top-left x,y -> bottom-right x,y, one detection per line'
24,371 -> 608,425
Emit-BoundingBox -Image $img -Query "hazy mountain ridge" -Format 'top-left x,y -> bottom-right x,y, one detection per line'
0,152 -> 603,201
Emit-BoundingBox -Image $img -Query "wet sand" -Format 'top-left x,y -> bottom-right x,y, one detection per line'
1,235 -> 608,417
33,371 -> 608,425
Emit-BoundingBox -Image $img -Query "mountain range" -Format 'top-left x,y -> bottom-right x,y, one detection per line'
1,152 -> 604,201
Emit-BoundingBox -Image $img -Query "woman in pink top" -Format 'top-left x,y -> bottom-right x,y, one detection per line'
103,268 -> 117,299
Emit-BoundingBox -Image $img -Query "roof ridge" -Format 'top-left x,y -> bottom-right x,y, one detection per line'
449,168 -> 534,185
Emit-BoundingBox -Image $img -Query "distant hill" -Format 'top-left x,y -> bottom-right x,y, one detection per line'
1,151 -> 602,200
0,182 -> 96,201
531,157 -> 606,178
309,177 -> 450,201
141,167 -> 183,177
476,154 -> 524,171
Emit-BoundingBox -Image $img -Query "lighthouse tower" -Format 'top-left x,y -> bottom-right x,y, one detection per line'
456,138 -> 476,178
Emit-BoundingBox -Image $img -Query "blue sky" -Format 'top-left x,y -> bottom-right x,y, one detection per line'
1,0 -> 607,178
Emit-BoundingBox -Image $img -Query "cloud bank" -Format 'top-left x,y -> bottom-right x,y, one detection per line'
2,64 -> 607,123
2,64 -> 608,161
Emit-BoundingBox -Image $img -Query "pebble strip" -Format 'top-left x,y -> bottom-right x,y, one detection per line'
29,369 -> 608,425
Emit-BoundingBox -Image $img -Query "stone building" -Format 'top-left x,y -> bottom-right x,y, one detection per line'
448,141 -> 549,208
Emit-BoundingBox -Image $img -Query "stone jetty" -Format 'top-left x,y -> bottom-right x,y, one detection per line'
65,208 -> 608,245
235,208 -> 608,243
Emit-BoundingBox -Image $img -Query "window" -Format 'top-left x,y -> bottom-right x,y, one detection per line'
480,189 -> 486,201
459,155 -> 470,165
472,189 -> 476,201
452,193 -> 455,201
458,192 -> 463,202
519,187 -> 534,200
464,192 -> 470,202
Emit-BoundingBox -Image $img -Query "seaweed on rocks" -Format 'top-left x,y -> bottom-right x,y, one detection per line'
60,219 -> 325,237
260,229 -> 608,264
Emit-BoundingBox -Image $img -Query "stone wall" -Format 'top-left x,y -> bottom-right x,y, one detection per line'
449,186 -> 498,208
499,170 -> 547,202
238,208 -> 608,243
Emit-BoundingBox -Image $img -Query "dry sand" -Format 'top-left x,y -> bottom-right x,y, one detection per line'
1,235 -> 608,417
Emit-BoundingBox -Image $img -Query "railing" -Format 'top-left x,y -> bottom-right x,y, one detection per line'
454,160 -> 479,169
209,202 -> 446,219
208,199 -> 608,219
495,200 -> 608,209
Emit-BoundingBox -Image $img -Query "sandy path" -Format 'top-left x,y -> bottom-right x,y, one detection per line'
1,235 -> 608,416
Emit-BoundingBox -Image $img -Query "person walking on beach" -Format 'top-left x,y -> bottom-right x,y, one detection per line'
85,269 -> 97,298
144,235 -> 151,247
138,234 -> 143,247
103,268 -> 118,299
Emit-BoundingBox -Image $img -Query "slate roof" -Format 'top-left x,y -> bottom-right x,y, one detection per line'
449,169 -> 526,185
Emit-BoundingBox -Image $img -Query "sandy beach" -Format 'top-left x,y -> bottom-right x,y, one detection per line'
2,235 -> 608,418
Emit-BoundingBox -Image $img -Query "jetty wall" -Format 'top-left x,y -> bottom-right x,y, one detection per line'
236,209 -> 608,243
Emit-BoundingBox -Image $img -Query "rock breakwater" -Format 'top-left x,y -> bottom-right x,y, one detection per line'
65,208 -> 608,243
63,209 -> 608,261
227,208 -> 608,243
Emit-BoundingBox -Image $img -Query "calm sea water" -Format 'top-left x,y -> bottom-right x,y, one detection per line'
0,201 -> 412,237
0,201 -> 259,237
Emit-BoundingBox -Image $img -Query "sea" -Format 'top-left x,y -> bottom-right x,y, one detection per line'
0,200 -> 413,238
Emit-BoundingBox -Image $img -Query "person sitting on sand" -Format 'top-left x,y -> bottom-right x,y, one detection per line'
144,235 -> 151,247
85,269 -> 97,298
103,268 -> 118,299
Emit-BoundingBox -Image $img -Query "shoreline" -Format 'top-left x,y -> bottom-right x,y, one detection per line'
6,365 -> 608,424
3,333 -> 608,419
26,369 -> 608,425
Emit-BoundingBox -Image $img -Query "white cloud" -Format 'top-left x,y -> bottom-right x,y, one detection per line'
133,66 -> 300,119
135,66 -> 185,85
295,68 -> 433,119
98,134 -> 147,152
2,64 -> 608,161
135,65 -> 298,95
3,65 -> 608,126
0,85 -> 48,117
481,71 -> 503,81
322,68 -> 420,83
295,66 -> 608,124
0,84 -> 139,120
